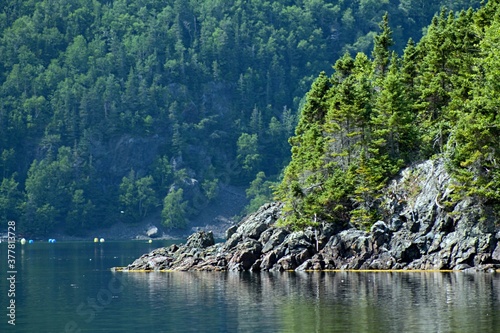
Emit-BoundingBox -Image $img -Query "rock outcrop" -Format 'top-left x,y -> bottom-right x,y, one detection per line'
120,159 -> 500,272
145,225 -> 159,238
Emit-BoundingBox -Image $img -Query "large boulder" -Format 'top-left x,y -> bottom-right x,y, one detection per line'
185,230 -> 215,249
228,239 -> 262,271
235,203 -> 282,240
146,225 -> 159,238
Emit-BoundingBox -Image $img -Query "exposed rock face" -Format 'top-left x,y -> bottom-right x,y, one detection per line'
146,225 -> 159,238
120,159 -> 500,272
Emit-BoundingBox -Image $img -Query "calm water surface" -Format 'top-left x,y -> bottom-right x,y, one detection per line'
1,241 -> 499,332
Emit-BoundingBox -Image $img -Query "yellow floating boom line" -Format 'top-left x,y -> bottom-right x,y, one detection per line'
111,267 -> 499,273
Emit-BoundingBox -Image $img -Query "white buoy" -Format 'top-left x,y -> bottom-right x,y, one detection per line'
93,238 -> 99,243
148,239 -> 152,243
20,238 -> 26,245
99,238 -> 105,243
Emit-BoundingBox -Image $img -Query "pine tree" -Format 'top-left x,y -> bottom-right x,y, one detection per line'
415,9 -> 456,154
372,52 -> 417,163
401,38 -> 419,98
372,12 -> 394,80
161,188 -> 188,229
447,16 -> 500,202
276,72 -> 332,228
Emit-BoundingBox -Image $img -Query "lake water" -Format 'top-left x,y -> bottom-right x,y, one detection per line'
1,241 -> 500,333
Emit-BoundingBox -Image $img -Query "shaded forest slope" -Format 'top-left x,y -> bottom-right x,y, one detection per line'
0,0 -> 480,236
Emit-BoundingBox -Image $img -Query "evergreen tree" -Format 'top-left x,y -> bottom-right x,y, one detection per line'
277,72 -> 332,228
0,175 -> 22,226
119,170 -> 158,223
372,12 -> 394,79
244,171 -> 276,215
236,132 -> 261,181
161,188 -> 188,229
415,10 -> 456,154
447,16 -> 500,202
276,6 -> 500,230
372,52 -> 417,163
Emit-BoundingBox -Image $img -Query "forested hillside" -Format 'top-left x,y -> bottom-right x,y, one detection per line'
277,0 -> 500,230
0,0 -> 480,236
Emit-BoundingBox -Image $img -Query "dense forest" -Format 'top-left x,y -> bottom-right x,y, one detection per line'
277,0 -> 500,230
0,0 -> 481,236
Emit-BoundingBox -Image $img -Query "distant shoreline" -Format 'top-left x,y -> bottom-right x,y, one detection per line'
4,184 -> 246,243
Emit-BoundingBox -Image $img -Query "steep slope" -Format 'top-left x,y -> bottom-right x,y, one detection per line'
0,0 -> 483,236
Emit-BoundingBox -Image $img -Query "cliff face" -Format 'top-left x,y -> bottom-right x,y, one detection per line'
122,159 -> 500,272
320,159 -> 498,271
375,159 -> 498,270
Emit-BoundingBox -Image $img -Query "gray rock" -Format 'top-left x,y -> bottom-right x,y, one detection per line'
121,159 -> 500,272
146,225 -> 159,238
237,215 -> 271,240
186,230 -> 215,249
260,251 -> 277,271
276,255 -> 296,271
371,221 -> 391,247
228,239 -> 262,270
492,243 -> 500,262
262,229 -> 289,253
225,225 -> 238,240
223,232 -> 242,251
279,230 -> 314,254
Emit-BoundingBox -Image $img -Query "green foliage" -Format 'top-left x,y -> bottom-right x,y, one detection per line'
278,3 -> 500,230
236,133 -> 261,181
161,188 -> 188,229
23,146 -> 99,235
372,13 -> 394,78
119,170 -> 158,223
276,72 -> 333,228
152,155 -> 173,195
202,178 -> 219,201
0,0 -> 482,235
66,189 -> 96,235
21,203 -> 58,237
447,8 -> 500,202
0,175 -> 22,227
244,171 -> 277,215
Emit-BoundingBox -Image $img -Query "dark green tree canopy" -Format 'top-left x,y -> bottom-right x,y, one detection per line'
0,0 -> 483,235
277,0 -> 500,230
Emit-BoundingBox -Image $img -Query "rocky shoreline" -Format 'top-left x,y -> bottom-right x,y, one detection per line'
118,160 -> 500,273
